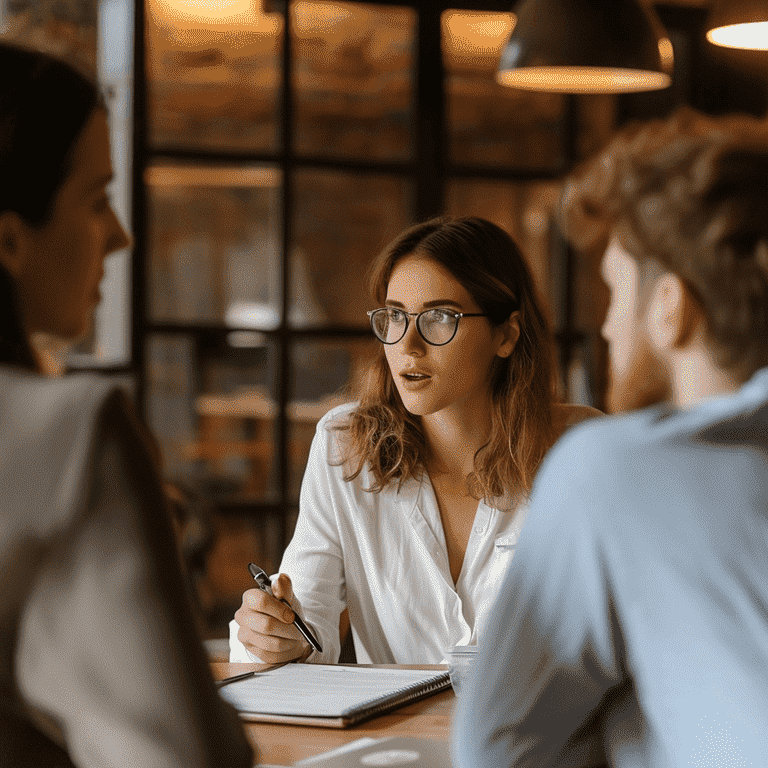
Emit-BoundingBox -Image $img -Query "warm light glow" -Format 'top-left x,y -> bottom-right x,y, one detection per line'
442,10 -> 515,56
292,1 -> 354,35
146,165 -> 281,187
707,22 -> 768,50
149,0 -> 280,29
658,36 -> 674,70
496,66 -> 671,93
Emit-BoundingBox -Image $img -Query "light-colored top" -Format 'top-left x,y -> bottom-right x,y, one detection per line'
0,368 -> 253,768
231,401 -> 599,664
454,368 -> 768,768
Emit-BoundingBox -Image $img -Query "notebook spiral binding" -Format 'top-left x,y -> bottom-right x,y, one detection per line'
339,671 -> 451,725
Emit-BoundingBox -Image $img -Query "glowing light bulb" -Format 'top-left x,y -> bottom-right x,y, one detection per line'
707,22 -> 768,50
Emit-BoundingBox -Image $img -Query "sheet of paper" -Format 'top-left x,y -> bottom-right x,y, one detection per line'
219,665 -> 445,717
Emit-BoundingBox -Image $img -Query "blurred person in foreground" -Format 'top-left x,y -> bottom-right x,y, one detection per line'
453,107 -> 768,767
0,42 -> 254,768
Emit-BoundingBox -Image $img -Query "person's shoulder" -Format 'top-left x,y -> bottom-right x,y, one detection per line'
552,401 -> 604,437
0,368 -> 126,428
0,370 -> 142,529
311,400 -> 360,463
524,408 -> 665,543
545,404 -> 668,479
317,400 -> 358,432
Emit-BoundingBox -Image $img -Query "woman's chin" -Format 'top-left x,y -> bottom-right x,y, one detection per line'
398,392 -> 439,417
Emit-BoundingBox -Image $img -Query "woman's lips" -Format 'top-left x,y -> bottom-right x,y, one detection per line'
399,370 -> 432,390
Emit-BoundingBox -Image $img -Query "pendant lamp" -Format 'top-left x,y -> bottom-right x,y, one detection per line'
706,0 -> 768,50
497,0 -> 673,93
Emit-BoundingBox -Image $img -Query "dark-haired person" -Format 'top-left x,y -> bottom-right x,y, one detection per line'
0,42 -> 254,768
230,216 -> 600,665
454,108 -> 768,767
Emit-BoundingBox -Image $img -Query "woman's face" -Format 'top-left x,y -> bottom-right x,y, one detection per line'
383,253 -> 518,419
16,108 -> 130,340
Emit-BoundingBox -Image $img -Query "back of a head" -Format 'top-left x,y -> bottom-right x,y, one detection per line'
562,107 -> 768,380
0,42 -> 100,369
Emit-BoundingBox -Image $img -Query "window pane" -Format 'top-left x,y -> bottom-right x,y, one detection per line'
288,337 -> 377,499
147,164 -> 282,325
0,0 -> 97,70
147,332 -> 279,502
292,1 -> 415,161
146,334 -> 197,481
443,9 -> 566,169
291,169 -> 413,328
146,0 -> 282,152
445,178 -> 562,319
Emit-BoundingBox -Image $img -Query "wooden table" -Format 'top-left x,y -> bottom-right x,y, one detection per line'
212,663 -> 454,766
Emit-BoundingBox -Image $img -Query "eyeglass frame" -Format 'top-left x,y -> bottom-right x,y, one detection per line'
366,307 -> 490,346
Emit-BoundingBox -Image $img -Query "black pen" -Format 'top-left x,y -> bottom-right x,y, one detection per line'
247,563 -> 323,654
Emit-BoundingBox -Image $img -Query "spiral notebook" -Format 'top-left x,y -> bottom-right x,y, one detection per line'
218,664 -> 451,728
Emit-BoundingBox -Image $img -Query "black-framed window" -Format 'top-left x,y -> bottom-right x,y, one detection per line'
133,0 -> 597,566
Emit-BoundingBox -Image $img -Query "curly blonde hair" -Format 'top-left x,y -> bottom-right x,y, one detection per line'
561,106 -> 768,380
334,216 -> 557,504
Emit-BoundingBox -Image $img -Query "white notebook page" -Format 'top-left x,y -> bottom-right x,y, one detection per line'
219,665 -> 446,717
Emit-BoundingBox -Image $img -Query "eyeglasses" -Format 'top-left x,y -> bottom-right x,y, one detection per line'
367,307 -> 489,346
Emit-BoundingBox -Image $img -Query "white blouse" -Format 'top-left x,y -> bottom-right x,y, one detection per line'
230,404 -> 525,664
230,402 -> 597,664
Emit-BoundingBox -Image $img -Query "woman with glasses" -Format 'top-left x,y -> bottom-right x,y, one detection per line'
231,216 -> 600,665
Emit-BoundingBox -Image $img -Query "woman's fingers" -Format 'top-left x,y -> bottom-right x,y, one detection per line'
234,586 -> 306,662
235,618 -> 305,663
245,586 -> 294,622
271,573 -> 295,610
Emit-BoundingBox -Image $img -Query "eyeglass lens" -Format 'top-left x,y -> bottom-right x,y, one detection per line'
370,308 -> 458,345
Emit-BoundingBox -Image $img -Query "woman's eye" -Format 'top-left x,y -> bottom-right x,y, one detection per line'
386,309 -> 405,322
430,310 -> 454,323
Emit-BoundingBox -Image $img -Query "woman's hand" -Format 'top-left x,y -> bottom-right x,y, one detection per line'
234,573 -> 312,664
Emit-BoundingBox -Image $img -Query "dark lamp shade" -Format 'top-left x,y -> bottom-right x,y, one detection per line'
706,0 -> 768,50
497,0 -> 673,93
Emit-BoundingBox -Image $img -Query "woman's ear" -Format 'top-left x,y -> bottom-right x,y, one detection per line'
497,311 -> 521,358
0,211 -> 29,278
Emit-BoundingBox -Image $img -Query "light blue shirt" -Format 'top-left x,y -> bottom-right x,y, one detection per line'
454,368 -> 768,767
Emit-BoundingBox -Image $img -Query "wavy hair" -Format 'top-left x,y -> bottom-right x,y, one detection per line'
335,216 -> 557,503
561,106 -> 768,381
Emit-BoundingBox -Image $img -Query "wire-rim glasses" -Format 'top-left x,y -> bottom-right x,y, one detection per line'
367,307 -> 489,346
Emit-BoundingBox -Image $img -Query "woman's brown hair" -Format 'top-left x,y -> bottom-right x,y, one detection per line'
335,216 -> 557,504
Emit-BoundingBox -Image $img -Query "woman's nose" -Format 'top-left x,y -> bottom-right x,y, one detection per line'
400,317 -> 426,357
106,204 -> 132,254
